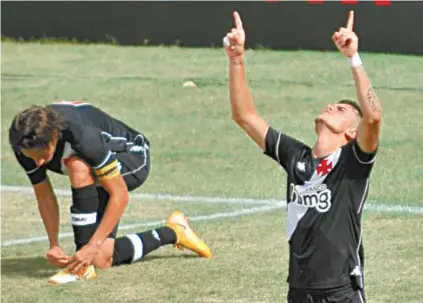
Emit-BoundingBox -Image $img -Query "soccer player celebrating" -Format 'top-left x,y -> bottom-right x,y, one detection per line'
9,101 -> 213,284
223,11 -> 381,302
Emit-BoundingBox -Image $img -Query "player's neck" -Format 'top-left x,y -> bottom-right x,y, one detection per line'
312,129 -> 347,159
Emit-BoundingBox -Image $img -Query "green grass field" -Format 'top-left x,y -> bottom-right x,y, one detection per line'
1,42 -> 423,302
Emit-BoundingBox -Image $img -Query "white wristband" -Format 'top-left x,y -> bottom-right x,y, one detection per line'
223,36 -> 230,48
348,53 -> 362,67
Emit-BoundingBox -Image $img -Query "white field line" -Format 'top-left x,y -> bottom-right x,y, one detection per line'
1,185 -> 422,214
1,184 -> 422,247
1,203 -> 285,246
1,185 -> 277,205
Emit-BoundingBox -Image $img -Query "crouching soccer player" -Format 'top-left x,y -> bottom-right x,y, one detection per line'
9,101 -> 213,284
224,11 -> 381,302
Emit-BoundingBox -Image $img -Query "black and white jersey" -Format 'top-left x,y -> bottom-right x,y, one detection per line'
264,126 -> 377,289
15,101 -> 150,185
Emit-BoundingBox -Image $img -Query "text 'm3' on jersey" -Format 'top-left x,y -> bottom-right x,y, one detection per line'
264,126 -> 377,289
14,101 -> 150,185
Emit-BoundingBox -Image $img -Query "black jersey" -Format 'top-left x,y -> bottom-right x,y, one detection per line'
15,101 -> 149,185
264,127 -> 377,289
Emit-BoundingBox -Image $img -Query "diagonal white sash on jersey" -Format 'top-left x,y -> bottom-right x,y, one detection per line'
287,148 -> 342,240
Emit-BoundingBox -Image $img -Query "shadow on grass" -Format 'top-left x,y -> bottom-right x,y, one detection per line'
1,256 -> 56,278
1,254 -> 201,278
142,254 -> 200,262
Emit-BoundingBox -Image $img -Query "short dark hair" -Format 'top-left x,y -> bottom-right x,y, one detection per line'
9,105 -> 67,152
337,99 -> 362,118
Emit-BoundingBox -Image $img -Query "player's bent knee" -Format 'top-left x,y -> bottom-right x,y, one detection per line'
92,254 -> 113,269
65,156 -> 96,188
92,239 -> 115,269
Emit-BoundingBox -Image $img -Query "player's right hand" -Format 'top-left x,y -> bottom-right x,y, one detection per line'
223,11 -> 246,59
46,245 -> 71,268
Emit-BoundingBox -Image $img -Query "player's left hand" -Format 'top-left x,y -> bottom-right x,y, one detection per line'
332,11 -> 358,58
67,243 -> 99,274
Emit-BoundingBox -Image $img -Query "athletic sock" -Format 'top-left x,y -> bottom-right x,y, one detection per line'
112,227 -> 177,266
70,184 -> 99,251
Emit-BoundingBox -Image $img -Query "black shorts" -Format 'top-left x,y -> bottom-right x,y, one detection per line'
96,146 -> 150,238
287,285 -> 365,303
117,145 -> 150,191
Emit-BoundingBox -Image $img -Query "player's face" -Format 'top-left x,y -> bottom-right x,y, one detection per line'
21,138 -> 58,167
315,103 -> 359,135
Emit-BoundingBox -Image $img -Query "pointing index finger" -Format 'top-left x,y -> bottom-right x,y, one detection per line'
346,10 -> 354,31
233,11 -> 243,30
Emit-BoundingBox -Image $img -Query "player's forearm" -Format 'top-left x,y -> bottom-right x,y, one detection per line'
351,65 -> 382,123
34,181 -> 60,248
88,192 -> 128,249
229,56 -> 258,125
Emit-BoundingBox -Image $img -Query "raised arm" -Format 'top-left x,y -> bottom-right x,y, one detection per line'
333,11 -> 382,153
223,11 -> 269,151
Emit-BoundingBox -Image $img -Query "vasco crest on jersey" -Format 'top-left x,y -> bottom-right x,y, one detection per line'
289,148 -> 341,213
